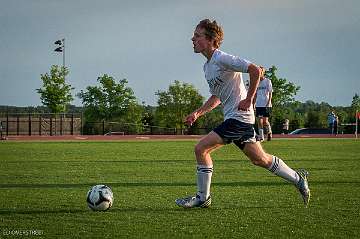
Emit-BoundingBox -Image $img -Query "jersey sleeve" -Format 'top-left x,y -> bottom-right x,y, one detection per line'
215,51 -> 251,73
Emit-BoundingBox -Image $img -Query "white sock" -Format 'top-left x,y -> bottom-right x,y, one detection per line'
197,165 -> 213,201
259,128 -> 264,139
268,156 -> 299,184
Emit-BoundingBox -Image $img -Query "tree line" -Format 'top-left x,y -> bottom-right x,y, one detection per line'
2,65 -> 359,134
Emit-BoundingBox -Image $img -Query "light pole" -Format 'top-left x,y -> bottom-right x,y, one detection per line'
54,38 -> 66,135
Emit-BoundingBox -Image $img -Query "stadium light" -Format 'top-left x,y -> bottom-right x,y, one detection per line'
54,47 -> 62,52
54,38 -> 65,70
53,38 -> 67,119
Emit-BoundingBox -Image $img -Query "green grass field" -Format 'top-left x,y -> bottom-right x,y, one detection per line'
1,138 -> 360,238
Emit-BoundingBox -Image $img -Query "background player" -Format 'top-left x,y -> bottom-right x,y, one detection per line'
254,67 -> 273,141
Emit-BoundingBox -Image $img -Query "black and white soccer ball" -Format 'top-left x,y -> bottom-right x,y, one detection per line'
86,185 -> 114,211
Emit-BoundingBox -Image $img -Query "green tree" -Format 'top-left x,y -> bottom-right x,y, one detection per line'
155,80 -> 204,133
36,65 -> 73,113
77,74 -> 143,133
141,104 -> 156,127
350,94 -> 360,133
263,66 -> 301,132
265,66 -> 300,107
351,94 -> 360,114
305,110 -> 322,128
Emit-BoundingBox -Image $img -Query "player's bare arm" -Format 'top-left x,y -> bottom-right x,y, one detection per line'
238,63 -> 261,111
253,92 -> 257,109
184,95 -> 221,126
267,91 -> 273,107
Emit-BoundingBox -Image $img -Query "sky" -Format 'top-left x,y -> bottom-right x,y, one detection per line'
1,0 -> 359,107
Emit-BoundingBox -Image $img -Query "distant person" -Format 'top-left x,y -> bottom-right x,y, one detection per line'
254,66 -> 273,141
327,111 -> 335,134
282,118 -> 290,134
0,121 -> 5,140
333,116 -> 338,136
175,19 -> 310,209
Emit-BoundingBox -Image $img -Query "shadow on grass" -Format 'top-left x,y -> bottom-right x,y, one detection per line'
0,208 -> 87,215
0,206 -> 220,215
0,205 -> 271,216
0,180 -> 358,189
0,181 -> 291,189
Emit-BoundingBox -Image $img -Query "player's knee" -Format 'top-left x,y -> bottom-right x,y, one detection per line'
194,143 -> 206,158
250,156 -> 269,168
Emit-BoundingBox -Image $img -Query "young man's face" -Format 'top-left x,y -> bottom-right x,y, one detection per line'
191,27 -> 212,53
260,67 -> 266,80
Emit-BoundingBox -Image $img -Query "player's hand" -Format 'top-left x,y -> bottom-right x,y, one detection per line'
238,98 -> 252,111
184,112 -> 198,126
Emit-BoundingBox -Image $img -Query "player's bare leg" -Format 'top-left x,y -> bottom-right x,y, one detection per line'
263,117 -> 272,141
242,142 -> 310,207
194,131 -> 224,166
258,118 -> 265,141
176,131 -> 224,208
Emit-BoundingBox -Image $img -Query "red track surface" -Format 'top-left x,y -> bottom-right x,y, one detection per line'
2,134 -> 357,141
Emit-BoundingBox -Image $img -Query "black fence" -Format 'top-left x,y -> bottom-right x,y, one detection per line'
0,113 -> 212,136
0,113 -> 82,136
82,121 -> 212,136
1,113 -> 357,136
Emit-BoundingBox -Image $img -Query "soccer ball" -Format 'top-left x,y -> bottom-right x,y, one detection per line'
86,185 -> 114,211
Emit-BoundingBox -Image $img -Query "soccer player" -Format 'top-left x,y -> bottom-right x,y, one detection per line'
327,111 -> 336,134
175,19 -> 310,208
254,67 -> 273,141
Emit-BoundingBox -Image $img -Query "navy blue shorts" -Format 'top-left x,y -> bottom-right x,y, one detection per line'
213,118 -> 257,150
255,107 -> 272,117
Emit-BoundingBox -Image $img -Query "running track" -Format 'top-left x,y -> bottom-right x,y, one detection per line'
2,134 -> 357,141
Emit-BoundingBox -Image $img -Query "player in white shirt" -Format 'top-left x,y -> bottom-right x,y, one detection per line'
255,67 -> 273,141
175,19 -> 310,208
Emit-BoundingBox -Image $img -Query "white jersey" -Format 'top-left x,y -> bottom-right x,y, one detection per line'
255,78 -> 273,107
203,49 -> 255,124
